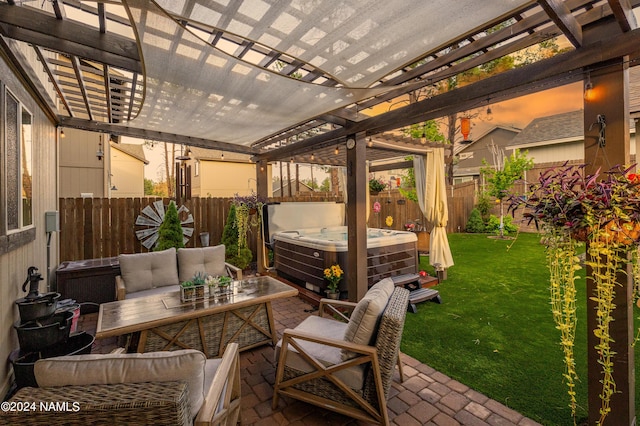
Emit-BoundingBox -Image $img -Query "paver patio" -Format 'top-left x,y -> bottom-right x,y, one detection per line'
79,285 -> 542,426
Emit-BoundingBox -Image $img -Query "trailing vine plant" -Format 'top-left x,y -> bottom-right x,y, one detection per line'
545,228 -> 581,419
510,163 -> 640,425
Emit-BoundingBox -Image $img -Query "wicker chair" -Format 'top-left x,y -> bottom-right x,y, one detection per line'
272,284 -> 410,425
0,343 -> 241,426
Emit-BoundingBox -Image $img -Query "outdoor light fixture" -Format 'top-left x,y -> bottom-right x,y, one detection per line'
60,129 -> 65,138
584,74 -> 594,101
311,153 -> 315,160
96,140 -> 104,160
334,146 -> 339,155
290,157 -> 294,163
221,151 -> 224,160
367,137 -> 373,147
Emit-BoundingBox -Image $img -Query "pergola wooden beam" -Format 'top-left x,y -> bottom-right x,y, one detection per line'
57,116 -> 257,155
0,3 -> 141,72
608,0 -> 638,32
538,0 -> 583,47
260,26 -> 640,161
71,55 -> 93,121
34,46 -> 74,117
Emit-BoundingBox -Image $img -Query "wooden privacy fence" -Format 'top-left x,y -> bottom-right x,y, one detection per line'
59,183 -> 478,263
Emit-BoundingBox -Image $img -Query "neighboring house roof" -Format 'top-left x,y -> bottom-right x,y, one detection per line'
456,125 -> 521,153
189,146 -> 252,162
508,109 -> 584,148
111,142 -> 149,164
453,125 -> 520,178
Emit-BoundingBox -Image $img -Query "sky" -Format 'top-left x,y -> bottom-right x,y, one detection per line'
126,81 -> 584,183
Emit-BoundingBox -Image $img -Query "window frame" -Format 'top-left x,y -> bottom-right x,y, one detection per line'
4,86 -> 34,235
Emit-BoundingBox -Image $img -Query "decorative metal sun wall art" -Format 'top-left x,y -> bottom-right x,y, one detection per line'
135,200 -> 194,249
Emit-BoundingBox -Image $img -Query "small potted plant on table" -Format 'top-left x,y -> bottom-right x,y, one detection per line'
369,177 -> 387,195
192,272 -> 206,299
323,264 -> 343,299
180,280 -> 195,302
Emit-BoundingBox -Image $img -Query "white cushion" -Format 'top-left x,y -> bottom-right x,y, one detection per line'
34,349 -> 206,416
275,315 -> 365,390
341,278 -> 394,360
119,248 -> 179,293
178,245 -> 228,283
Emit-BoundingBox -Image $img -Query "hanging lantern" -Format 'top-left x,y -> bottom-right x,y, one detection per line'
460,116 -> 471,140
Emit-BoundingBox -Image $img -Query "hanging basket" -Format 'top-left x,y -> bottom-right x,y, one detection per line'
571,221 -> 640,245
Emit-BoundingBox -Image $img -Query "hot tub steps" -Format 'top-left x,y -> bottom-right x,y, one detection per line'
391,273 -> 441,313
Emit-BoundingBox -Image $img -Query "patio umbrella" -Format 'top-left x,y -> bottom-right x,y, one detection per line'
414,149 -> 454,269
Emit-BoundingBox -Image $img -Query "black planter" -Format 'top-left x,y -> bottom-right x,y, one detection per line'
13,310 -> 73,353
15,292 -> 60,323
9,332 -> 94,389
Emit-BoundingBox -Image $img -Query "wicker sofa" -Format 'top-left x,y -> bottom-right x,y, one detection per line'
0,344 -> 241,426
116,245 -> 242,300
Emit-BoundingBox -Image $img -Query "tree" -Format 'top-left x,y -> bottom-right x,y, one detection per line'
481,149 -> 533,238
319,177 -> 331,192
154,201 -> 185,251
144,178 -> 154,195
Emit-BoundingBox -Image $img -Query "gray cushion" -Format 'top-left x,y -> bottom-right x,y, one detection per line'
34,349 -> 206,416
178,245 -> 227,282
118,248 -> 179,293
275,315 -> 365,390
341,278 -> 394,360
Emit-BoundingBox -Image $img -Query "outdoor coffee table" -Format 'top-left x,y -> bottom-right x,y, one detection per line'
96,276 -> 298,357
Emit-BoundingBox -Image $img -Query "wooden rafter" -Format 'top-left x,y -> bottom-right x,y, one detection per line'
538,0 -> 583,47
608,0 -> 638,32
0,3 -> 140,72
70,55 -> 93,120
58,116 -> 256,155
126,73 -> 138,122
33,46 -> 73,117
103,65 -> 113,123
97,3 -> 106,34
52,0 -> 66,20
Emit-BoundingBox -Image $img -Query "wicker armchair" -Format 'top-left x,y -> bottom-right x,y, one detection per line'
0,343 -> 241,426
273,284 -> 410,425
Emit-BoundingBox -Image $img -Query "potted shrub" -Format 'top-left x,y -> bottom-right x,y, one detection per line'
509,163 -> 640,424
323,264 -> 343,299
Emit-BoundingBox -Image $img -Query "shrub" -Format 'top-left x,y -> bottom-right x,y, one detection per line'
485,214 -> 517,235
154,201 -> 185,251
221,204 -> 253,269
465,208 -> 485,233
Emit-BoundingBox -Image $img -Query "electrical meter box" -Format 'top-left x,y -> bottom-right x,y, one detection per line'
45,211 -> 59,233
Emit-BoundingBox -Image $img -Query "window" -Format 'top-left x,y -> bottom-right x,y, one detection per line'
5,89 -> 33,232
194,160 -> 200,176
458,152 -> 474,160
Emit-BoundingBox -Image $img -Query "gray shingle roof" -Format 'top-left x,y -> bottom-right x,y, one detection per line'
508,110 -> 583,147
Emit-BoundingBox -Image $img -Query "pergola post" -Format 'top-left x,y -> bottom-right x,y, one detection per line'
256,159 -> 269,274
346,132 -> 368,301
583,59 -> 635,425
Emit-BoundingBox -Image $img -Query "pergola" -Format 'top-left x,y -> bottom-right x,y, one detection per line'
1,1 -> 640,423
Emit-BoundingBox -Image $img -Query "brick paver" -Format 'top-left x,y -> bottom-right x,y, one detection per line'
75,285 -> 542,425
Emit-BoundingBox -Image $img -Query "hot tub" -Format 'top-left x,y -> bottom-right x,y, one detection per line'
264,202 -> 418,295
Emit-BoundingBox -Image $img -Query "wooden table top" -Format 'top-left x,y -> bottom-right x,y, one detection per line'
96,275 -> 298,339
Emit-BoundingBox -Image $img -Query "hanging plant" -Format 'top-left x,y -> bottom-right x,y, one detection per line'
232,191 -> 266,251
509,163 -> 640,424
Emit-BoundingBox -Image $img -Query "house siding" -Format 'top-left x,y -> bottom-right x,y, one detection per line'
0,50 -> 58,398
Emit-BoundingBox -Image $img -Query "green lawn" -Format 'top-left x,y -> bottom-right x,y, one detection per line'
401,232 -> 639,425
